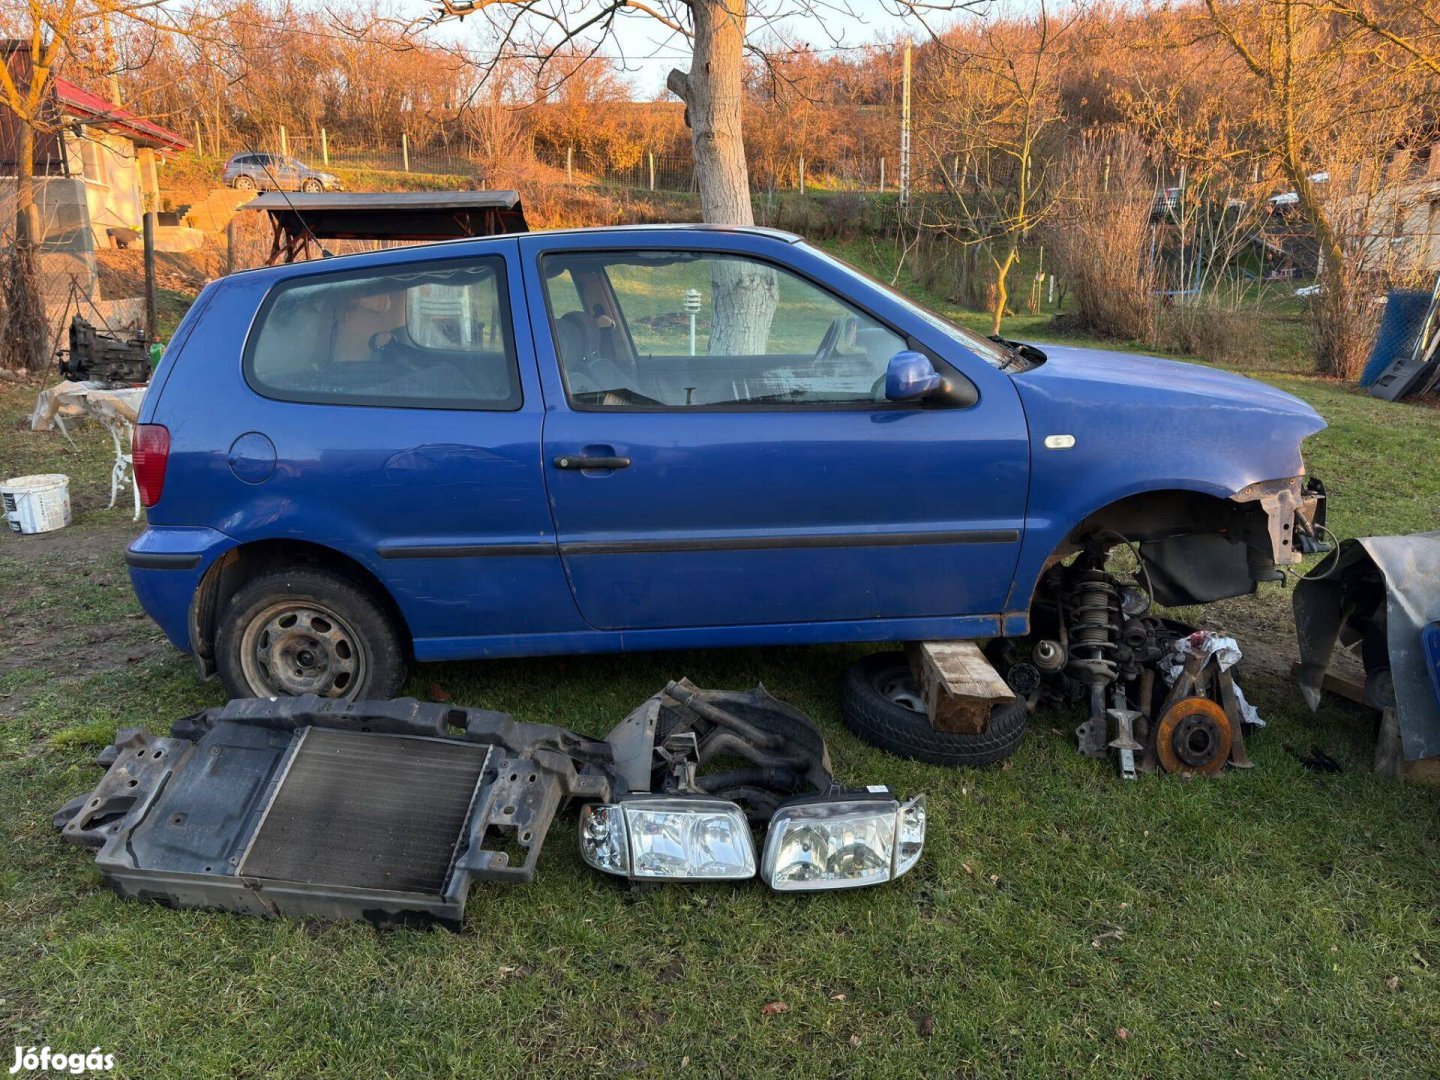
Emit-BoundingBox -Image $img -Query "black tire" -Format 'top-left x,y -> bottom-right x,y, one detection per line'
301,178 -> 322,193
840,651 -> 1028,767
233,174 -> 257,190
215,567 -> 407,700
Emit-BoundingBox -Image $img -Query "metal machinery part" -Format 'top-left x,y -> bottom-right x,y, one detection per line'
54,682 -> 835,927
1154,696 -> 1232,776
993,540 -> 1254,780
57,316 -> 151,384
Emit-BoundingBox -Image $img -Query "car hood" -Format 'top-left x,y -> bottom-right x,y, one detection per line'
1007,343 -> 1326,501
1015,344 -> 1321,422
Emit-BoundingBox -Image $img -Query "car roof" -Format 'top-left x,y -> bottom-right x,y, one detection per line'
226,224 -> 805,279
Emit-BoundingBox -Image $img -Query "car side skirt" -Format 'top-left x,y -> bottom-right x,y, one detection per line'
411,613 -> 1009,663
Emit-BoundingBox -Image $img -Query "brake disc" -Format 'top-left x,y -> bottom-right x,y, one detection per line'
1155,695 -> 1232,776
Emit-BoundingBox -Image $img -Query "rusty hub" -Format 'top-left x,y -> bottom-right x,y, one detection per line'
1155,696 -> 1232,776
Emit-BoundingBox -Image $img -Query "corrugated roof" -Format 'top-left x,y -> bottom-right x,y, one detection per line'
52,78 -> 190,152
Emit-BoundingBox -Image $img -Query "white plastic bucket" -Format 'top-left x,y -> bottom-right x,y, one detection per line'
2,474 -> 72,534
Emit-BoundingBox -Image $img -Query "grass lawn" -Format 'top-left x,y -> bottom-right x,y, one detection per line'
2,248 -> 1440,1078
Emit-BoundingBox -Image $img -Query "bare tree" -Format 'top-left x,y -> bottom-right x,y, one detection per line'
918,1 -> 1074,335
419,0 -> 987,226
1188,0 -> 1440,376
0,0 -> 219,369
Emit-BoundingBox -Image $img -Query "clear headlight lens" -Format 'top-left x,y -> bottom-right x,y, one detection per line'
579,798 -> 755,880
761,794 -> 926,891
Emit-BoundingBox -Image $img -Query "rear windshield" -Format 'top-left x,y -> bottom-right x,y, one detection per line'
245,257 -> 521,411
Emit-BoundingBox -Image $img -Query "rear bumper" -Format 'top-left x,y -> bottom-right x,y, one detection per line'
126,527 -> 237,650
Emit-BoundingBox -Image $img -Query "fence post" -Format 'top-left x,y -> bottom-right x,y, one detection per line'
226,218 -> 236,275
142,213 -> 157,343
279,124 -> 288,157
321,127 -> 329,166
649,152 -> 655,191
402,132 -> 410,173
879,157 -> 885,191
567,145 -> 573,184
799,155 -> 805,194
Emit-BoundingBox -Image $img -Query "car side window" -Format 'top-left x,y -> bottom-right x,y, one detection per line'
246,257 -> 522,411
540,250 -> 908,408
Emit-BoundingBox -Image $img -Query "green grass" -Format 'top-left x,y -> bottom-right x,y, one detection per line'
3,245 -> 1440,1078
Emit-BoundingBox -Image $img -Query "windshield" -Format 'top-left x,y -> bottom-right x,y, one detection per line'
802,244 -> 1013,368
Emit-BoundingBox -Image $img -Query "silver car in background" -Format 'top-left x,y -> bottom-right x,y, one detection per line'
222,152 -> 343,192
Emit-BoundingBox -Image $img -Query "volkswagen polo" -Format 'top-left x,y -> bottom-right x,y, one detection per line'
128,225 -> 1325,714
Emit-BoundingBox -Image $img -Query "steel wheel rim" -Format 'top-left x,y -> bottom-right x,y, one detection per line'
875,668 -> 926,713
235,175 -> 255,189
239,601 -> 365,698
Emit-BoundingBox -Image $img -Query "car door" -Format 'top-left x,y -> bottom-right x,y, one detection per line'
521,231 -> 1031,632
272,155 -> 302,191
224,241 -> 577,651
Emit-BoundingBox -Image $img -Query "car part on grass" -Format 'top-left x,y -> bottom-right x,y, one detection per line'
57,316 -> 152,385
840,651 -> 1030,767
1154,696 -> 1232,776
1295,533 -> 1440,760
984,545 -> 1260,780
56,684 -> 923,926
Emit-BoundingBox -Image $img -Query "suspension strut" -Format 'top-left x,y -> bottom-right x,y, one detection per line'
1066,568 -> 1121,758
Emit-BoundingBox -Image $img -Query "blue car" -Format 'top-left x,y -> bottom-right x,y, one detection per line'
129,225 -> 1325,722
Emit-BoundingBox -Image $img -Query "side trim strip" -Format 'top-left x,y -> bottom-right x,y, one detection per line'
126,551 -> 203,570
378,530 -> 1018,560
379,543 -> 555,559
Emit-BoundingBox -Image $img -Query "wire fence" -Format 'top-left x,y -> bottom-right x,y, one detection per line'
199,127 -> 906,195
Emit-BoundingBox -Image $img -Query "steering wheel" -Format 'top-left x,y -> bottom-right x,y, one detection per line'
814,315 -> 859,365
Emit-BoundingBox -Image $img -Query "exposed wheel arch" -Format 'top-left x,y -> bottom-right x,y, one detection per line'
1010,486 -> 1279,616
189,539 -> 413,679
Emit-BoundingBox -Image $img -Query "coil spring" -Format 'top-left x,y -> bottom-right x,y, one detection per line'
1067,570 -> 1119,683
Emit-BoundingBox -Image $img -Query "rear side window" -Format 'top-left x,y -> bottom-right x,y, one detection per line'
245,257 -> 521,410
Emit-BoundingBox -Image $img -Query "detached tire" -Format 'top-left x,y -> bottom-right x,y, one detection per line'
841,651 -> 1027,767
216,567 -> 407,701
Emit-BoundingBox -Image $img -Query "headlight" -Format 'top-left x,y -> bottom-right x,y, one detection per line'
761,794 -> 926,891
579,797 -> 756,881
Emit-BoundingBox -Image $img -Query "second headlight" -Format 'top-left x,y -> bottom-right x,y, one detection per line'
761,793 -> 926,891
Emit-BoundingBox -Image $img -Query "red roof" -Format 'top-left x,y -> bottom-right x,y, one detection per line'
52,77 -> 190,152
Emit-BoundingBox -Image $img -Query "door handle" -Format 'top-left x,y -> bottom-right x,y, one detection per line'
553,454 -> 631,470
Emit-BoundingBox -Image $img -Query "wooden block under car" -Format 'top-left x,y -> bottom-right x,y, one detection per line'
906,640 -> 1015,734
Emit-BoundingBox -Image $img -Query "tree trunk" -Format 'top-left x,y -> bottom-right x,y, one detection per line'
990,245 -> 1019,336
667,0 -> 752,225
4,121 -> 48,372
668,0 -> 774,356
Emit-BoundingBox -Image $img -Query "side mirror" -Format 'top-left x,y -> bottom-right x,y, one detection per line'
885,350 -> 944,401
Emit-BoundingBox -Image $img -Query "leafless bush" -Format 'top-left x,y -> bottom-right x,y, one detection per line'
1045,134 -> 1157,342
1159,304 -> 1262,366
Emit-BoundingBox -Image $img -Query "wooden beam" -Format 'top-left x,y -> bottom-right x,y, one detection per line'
1289,660 -> 1370,708
906,640 -> 1014,734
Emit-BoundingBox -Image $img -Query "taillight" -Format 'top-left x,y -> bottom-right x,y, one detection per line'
132,424 -> 170,507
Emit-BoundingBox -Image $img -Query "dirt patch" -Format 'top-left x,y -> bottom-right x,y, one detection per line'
96,247 -> 222,301
1199,588 -> 1365,687
0,519 -> 165,718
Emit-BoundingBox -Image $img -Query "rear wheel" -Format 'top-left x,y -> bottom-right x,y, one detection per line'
233,174 -> 257,190
840,651 -> 1027,767
216,567 -> 407,700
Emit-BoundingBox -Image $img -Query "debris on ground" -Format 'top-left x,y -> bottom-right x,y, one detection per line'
1295,533 -> 1440,771
989,545 -> 1264,780
54,682 -> 926,926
